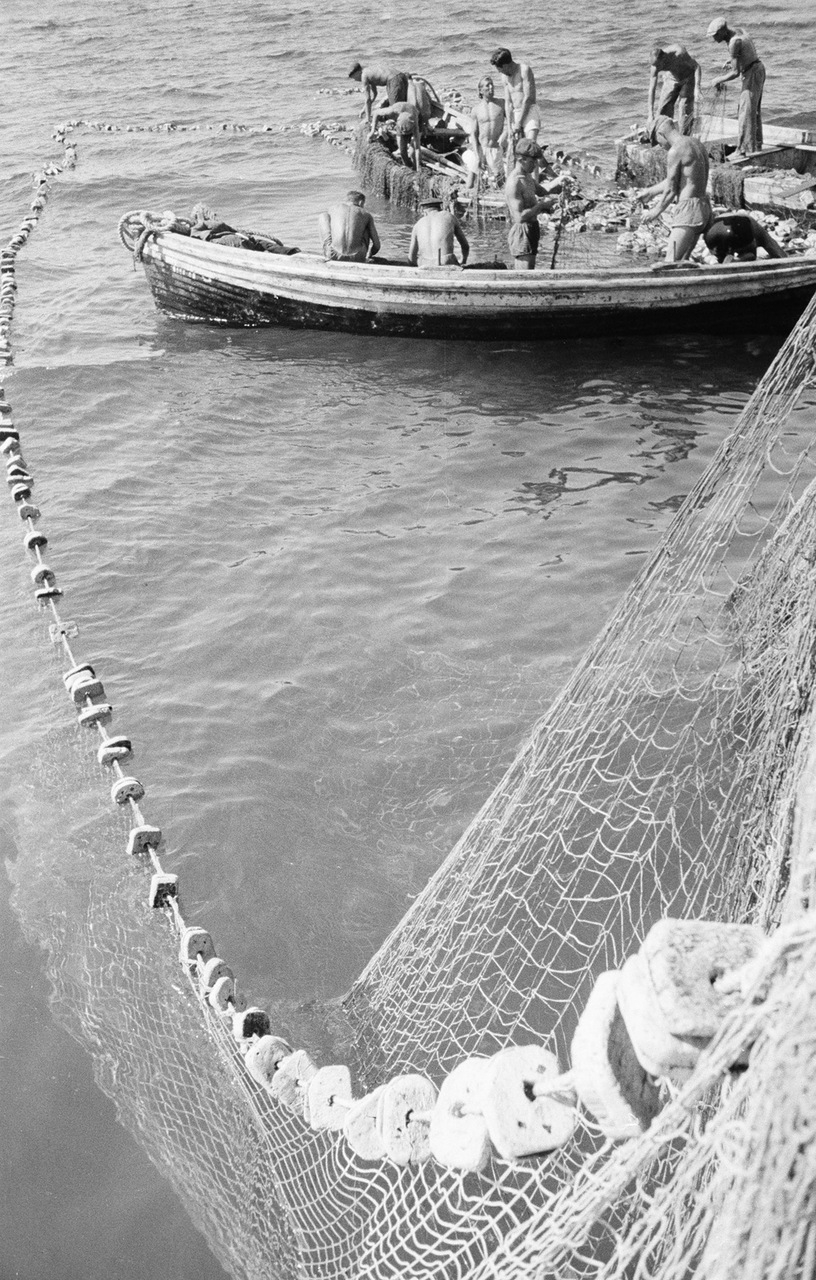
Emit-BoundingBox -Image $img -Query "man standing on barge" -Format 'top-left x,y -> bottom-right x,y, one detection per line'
707,17 -> 765,155
489,48 -> 542,149
648,43 -> 701,135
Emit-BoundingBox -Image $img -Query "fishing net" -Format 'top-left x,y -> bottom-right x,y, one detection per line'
8,190 -> 816,1279
353,127 -> 465,210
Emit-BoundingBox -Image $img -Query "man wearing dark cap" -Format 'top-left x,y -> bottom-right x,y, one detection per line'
704,212 -> 784,263
707,17 -> 765,155
408,197 -> 469,268
489,48 -> 541,145
504,138 -> 559,269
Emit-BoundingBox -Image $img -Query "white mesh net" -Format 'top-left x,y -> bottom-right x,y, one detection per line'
8,292 -> 816,1279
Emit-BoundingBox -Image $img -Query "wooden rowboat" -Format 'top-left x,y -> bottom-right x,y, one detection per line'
121,220 -> 816,341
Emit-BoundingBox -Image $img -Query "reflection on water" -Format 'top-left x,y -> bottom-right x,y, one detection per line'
1,0 -> 810,1274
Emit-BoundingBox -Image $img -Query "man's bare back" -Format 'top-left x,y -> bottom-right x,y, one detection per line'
655,44 -> 698,82
318,192 -> 380,262
408,206 -> 469,268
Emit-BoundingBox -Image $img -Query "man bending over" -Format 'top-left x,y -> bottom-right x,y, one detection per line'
648,44 -> 701,135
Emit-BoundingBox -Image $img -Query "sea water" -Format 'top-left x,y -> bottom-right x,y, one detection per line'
0,2 -> 812,1276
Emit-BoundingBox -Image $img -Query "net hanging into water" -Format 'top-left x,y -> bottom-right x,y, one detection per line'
8,294 -> 816,1279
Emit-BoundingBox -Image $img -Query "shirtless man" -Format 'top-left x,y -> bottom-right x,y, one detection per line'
489,47 -> 541,145
648,44 -> 701,135
408,198 -> 469,268
464,76 -> 507,188
348,62 -> 390,122
317,191 -> 381,262
369,100 -> 422,170
504,138 -> 559,270
707,17 -> 765,155
635,116 -> 712,261
406,77 -> 444,134
348,62 -> 411,124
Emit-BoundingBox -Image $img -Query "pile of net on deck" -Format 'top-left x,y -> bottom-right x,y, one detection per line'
11,287 -> 816,1279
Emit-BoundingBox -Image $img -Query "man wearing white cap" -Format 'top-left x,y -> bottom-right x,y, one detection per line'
706,16 -> 765,155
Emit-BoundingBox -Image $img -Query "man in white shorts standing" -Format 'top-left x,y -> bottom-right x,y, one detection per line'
489,48 -> 542,148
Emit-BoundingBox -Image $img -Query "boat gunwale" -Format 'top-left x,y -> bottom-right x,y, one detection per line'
145,231 -> 816,299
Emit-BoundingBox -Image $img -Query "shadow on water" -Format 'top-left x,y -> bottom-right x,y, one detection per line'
147,312 -> 783,407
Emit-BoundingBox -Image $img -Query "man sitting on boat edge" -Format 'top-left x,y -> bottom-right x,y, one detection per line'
408,197 -> 469,267
318,192 -> 381,262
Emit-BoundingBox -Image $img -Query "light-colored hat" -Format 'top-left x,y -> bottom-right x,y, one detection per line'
706,16 -> 728,37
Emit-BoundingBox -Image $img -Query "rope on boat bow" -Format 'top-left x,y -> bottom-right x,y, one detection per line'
118,210 -> 188,265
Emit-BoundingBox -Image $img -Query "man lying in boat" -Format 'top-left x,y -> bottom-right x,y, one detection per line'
185,204 -> 299,253
704,212 -> 785,263
369,100 -> 422,170
318,192 -> 381,262
408,197 -> 469,267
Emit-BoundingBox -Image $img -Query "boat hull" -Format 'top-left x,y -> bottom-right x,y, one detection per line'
138,232 -> 816,341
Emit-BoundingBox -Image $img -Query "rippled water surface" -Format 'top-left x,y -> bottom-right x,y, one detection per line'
0,2 -> 813,1276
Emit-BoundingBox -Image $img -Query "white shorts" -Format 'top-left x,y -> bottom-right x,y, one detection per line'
518,103 -> 541,137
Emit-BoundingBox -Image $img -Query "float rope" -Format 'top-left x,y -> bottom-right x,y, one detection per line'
2,122 -> 810,1203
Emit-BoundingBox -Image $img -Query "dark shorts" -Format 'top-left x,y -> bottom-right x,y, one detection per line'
508,220 -> 540,258
386,72 -> 409,105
